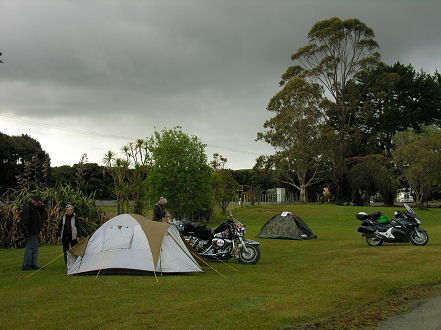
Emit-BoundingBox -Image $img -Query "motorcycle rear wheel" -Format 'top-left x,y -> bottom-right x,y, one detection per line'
238,244 -> 261,264
366,237 -> 383,246
410,229 -> 429,246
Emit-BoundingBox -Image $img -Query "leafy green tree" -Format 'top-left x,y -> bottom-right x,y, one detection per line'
121,139 -> 153,213
285,17 -> 381,200
49,165 -> 75,187
392,126 -> 441,207
0,133 -> 16,192
231,169 -> 280,192
146,127 -> 212,222
103,139 -> 153,214
257,76 -> 329,202
103,151 -> 131,214
353,62 -> 441,156
75,163 -> 114,199
246,184 -> 265,205
347,155 -> 394,205
50,163 -> 114,199
75,153 -> 88,192
0,132 -> 50,193
388,64 -> 441,131
210,153 -> 240,215
231,168 -> 286,204
15,152 -> 50,190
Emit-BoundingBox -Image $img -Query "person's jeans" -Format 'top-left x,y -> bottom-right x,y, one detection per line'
22,235 -> 39,269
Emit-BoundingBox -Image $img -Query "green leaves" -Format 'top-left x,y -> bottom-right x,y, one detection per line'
211,169 -> 239,215
0,133 -> 50,194
285,17 -> 381,201
104,137 -> 153,214
347,158 -> 393,205
258,76 -> 329,202
0,186 -> 107,247
392,126 -> 441,206
146,127 -> 213,221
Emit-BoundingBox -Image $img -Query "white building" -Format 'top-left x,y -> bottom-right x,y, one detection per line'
396,188 -> 414,203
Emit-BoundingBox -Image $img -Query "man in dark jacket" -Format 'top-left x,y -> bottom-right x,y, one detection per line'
152,197 -> 167,222
21,194 -> 44,270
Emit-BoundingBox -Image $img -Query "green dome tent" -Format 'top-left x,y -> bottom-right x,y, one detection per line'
257,212 -> 317,240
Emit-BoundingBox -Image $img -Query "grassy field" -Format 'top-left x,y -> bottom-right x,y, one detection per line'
1,204 -> 441,329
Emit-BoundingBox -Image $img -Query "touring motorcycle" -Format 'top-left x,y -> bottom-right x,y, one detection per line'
356,203 -> 429,246
174,214 -> 261,264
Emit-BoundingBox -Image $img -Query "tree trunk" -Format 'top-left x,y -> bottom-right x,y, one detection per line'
221,201 -> 228,216
299,184 -> 307,203
333,135 -> 346,203
383,191 -> 395,206
416,195 -> 424,209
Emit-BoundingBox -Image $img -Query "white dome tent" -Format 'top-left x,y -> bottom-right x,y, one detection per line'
67,214 -> 203,275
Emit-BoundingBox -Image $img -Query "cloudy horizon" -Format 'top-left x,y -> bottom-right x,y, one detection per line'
1,0 -> 440,169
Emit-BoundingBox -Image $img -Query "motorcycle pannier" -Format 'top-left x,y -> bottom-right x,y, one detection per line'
358,224 -> 374,234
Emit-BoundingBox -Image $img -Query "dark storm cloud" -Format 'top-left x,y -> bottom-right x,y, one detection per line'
1,0 -> 440,168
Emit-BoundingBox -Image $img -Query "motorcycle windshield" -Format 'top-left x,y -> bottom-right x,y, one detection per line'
404,203 -> 417,217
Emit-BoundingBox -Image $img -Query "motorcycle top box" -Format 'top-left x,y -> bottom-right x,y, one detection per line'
356,211 -> 381,221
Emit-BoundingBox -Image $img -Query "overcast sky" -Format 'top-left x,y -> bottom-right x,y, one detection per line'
1,0 -> 440,169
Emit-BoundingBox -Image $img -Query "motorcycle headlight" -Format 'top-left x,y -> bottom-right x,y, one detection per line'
237,225 -> 245,234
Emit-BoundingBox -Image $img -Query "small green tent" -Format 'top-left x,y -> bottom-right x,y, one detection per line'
257,212 -> 317,240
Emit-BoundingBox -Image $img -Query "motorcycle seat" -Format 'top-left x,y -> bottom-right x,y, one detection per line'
367,211 -> 382,221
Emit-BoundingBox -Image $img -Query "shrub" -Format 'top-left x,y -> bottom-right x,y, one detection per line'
0,186 -> 108,248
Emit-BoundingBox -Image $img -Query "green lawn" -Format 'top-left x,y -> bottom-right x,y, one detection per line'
1,204 -> 441,329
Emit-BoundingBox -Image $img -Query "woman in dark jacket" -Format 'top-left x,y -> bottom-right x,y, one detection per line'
58,204 -> 82,264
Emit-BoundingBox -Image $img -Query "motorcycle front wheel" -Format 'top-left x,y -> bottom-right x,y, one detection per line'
410,229 -> 429,246
238,244 -> 261,264
366,237 -> 383,246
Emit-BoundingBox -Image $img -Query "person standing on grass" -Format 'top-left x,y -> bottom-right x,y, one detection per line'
152,197 -> 168,222
57,204 -> 82,264
21,194 -> 45,271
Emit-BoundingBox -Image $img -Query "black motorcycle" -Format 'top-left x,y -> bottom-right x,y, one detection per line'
356,203 -> 429,246
175,215 -> 261,264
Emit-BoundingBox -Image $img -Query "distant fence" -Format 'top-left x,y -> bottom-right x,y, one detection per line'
98,194 -> 299,208
233,193 -> 298,205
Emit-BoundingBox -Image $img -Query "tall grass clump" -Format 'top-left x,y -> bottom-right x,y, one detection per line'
0,185 -> 108,248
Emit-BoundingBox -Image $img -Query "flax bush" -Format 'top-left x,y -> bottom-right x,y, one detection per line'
0,186 -> 108,248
